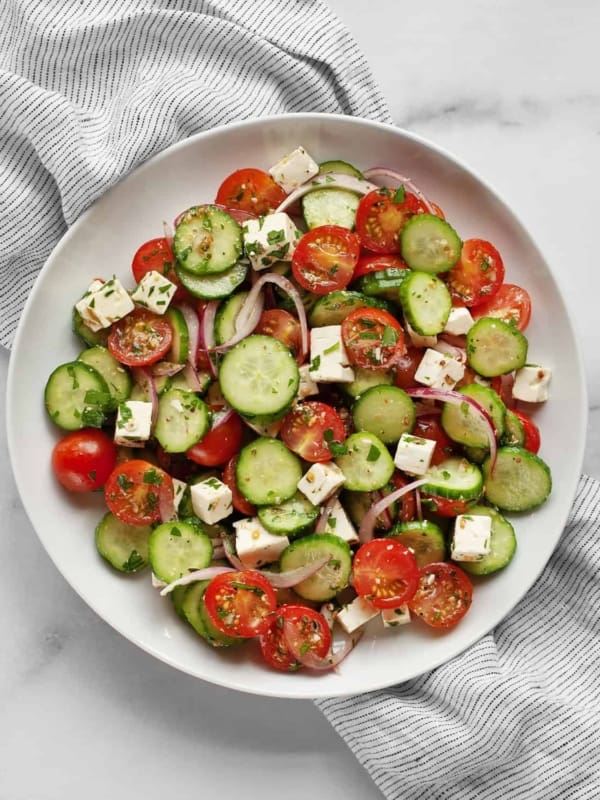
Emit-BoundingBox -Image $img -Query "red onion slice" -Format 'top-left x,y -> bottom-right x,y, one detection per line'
158,487 -> 176,525
131,367 -> 159,425
432,339 -> 467,363
159,566 -> 235,597
363,167 -> 437,215
415,487 -> 423,522
359,478 -> 429,543
275,173 -> 378,214
283,620 -> 362,671
177,302 -> 201,366
199,300 -> 219,378
407,387 -> 498,470
162,220 -> 174,248
221,534 -> 244,571
260,554 -> 331,588
315,495 -> 339,534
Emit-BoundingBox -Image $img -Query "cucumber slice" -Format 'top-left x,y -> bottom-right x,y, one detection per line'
154,388 -> 211,453
45,361 -> 112,430
174,205 -> 242,275
441,383 -> 506,448
169,369 -> 212,395
257,492 -> 319,536
279,533 -> 352,602
95,512 -> 151,573
219,334 -> 299,419
170,584 -> 189,620
181,580 -> 240,647
352,385 -> 415,444
149,520 -> 213,584
334,431 -> 395,491
422,456 -> 483,501
72,306 -> 108,347
236,437 -> 302,506
175,260 -> 248,299
482,446 -> 552,512
501,409 -> 526,447
355,267 -> 408,303
342,366 -> 393,399
400,214 -> 461,273
466,317 -> 528,377
302,188 -> 360,230
318,160 -> 364,178
457,505 -> 517,575
309,290 -> 391,327
165,307 -> 190,363
387,519 -> 446,568
78,345 -> 132,404
214,290 -> 249,346
399,270 -> 452,336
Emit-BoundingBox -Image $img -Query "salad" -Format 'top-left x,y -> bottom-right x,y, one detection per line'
44,145 -> 553,673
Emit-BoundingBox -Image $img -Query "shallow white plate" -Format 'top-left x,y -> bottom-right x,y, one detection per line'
7,113 -> 586,698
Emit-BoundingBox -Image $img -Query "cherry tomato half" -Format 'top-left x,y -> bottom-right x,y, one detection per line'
471,283 -> 532,331
393,347 -> 422,390
280,401 -> 346,463
512,409 -> 541,454
355,188 -> 427,254
51,429 -> 117,492
419,495 -> 470,518
341,307 -> 406,370
352,254 -> 408,280
222,455 -> 257,516
260,605 -> 332,672
447,239 -> 505,307
215,168 -> 287,216
408,562 -> 473,629
292,225 -> 360,295
131,237 -> 187,301
104,460 -> 174,525
108,308 -> 173,367
203,570 -> 278,638
412,414 -> 456,466
186,408 -> 244,467
254,308 -> 302,360
353,538 -> 420,609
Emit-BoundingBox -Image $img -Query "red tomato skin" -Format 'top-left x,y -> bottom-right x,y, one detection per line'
352,539 -> 420,609
472,284 -> 532,332
512,409 -> 541,454
215,168 -> 287,215
352,254 -> 408,280
260,605 -> 331,672
393,347 -> 422,390
104,460 -> 174,526
412,415 -> 456,466
355,189 -> 427,254
292,225 -> 360,295
222,456 -> 257,516
51,429 -> 117,492
131,237 -> 188,301
341,307 -> 406,370
280,401 -> 346,463
447,239 -> 505,308
203,570 -> 278,638
408,562 -> 473,629
254,309 -> 302,360
108,308 -> 173,367
186,410 -> 244,467
420,495 -> 470,518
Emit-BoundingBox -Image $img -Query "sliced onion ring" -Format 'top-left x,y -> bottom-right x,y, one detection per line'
221,534 -> 244,571
131,367 -> 158,425
363,167 -> 437,215
315,495 -> 339,534
159,566 -> 235,597
359,478 -> 429,544
407,386 -> 498,470
177,302 -> 201,366
158,487 -> 176,525
275,172 -> 378,214
415,487 -> 423,522
199,299 -> 219,378
283,619 -> 362,671
260,554 -> 331,588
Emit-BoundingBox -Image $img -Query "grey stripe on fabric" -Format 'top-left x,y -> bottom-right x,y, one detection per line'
316,474 -> 600,800
0,0 -> 391,347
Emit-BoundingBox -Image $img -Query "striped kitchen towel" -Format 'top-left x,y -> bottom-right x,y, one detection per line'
0,0 -> 391,348
316,473 -> 600,800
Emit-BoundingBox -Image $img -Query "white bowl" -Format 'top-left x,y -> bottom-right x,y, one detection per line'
6,113 -> 586,698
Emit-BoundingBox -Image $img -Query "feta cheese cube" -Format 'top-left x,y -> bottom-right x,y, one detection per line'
321,498 -> 359,545
233,517 -> 290,569
394,433 -> 436,475
381,604 -> 411,628
190,477 -> 233,525
297,462 -> 345,506
243,212 -> 300,270
405,319 -> 437,348
443,306 -> 474,336
297,363 -> 319,401
75,276 -> 135,332
131,270 -> 177,314
512,365 -> 552,403
309,325 -> 355,384
114,400 -> 153,446
451,514 -> 492,562
414,347 -> 465,390
337,596 -> 379,634
268,146 -> 319,193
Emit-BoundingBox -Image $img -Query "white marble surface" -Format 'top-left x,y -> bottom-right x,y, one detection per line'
1,2 -> 599,798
